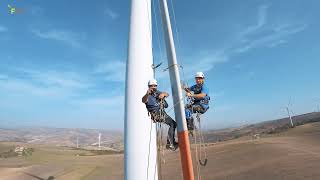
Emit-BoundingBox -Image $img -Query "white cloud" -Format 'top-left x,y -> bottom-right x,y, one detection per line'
0,25 -> 8,32
72,96 -> 124,108
31,29 -> 85,48
268,39 -> 287,48
186,51 -> 228,77
234,4 -> 307,53
0,60 -> 128,100
234,45 -> 250,53
183,4 -> 307,83
17,68 -> 90,89
180,5 -> 270,77
94,61 -> 126,82
0,78 -> 61,96
240,4 -> 269,38
184,4 -> 307,80
235,23 -> 307,53
104,8 -> 119,20
0,68 -> 91,97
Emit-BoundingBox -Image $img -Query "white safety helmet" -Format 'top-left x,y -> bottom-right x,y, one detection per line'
195,72 -> 205,78
148,79 -> 158,86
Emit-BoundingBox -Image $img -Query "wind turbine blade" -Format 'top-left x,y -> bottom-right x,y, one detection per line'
288,97 -> 292,107
290,110 -> 294,116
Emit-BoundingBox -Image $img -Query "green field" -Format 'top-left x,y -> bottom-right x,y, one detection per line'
0,142 -> 123,180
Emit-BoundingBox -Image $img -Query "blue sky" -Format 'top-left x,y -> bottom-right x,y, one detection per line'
0,0 -> 319,130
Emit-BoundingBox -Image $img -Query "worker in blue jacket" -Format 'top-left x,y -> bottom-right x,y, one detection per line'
184,72 -> 210,130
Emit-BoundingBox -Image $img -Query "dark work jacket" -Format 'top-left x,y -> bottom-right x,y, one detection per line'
145,90 -> 168,112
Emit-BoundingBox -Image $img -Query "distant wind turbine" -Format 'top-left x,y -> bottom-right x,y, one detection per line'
77,137 -> 79,148
285,98 -> 294,127
314,98 -> 320,112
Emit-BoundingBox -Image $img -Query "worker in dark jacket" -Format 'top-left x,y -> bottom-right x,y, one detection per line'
142,79 -> 178,151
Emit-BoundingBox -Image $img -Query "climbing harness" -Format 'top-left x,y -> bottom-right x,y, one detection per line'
147,98 -> 168,180
185,96 -> 208,180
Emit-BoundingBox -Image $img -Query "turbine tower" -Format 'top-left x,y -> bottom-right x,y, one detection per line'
315,98 -> 320,112
98,133 -> 101,148
125,0 -> 158,179
77,137 -> 79,148
286,106 -> 294,127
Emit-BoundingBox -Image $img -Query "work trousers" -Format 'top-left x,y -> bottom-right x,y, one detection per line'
151,110 -> 177,145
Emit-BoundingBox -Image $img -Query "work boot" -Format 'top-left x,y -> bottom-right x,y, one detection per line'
166,142 -> 178,151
